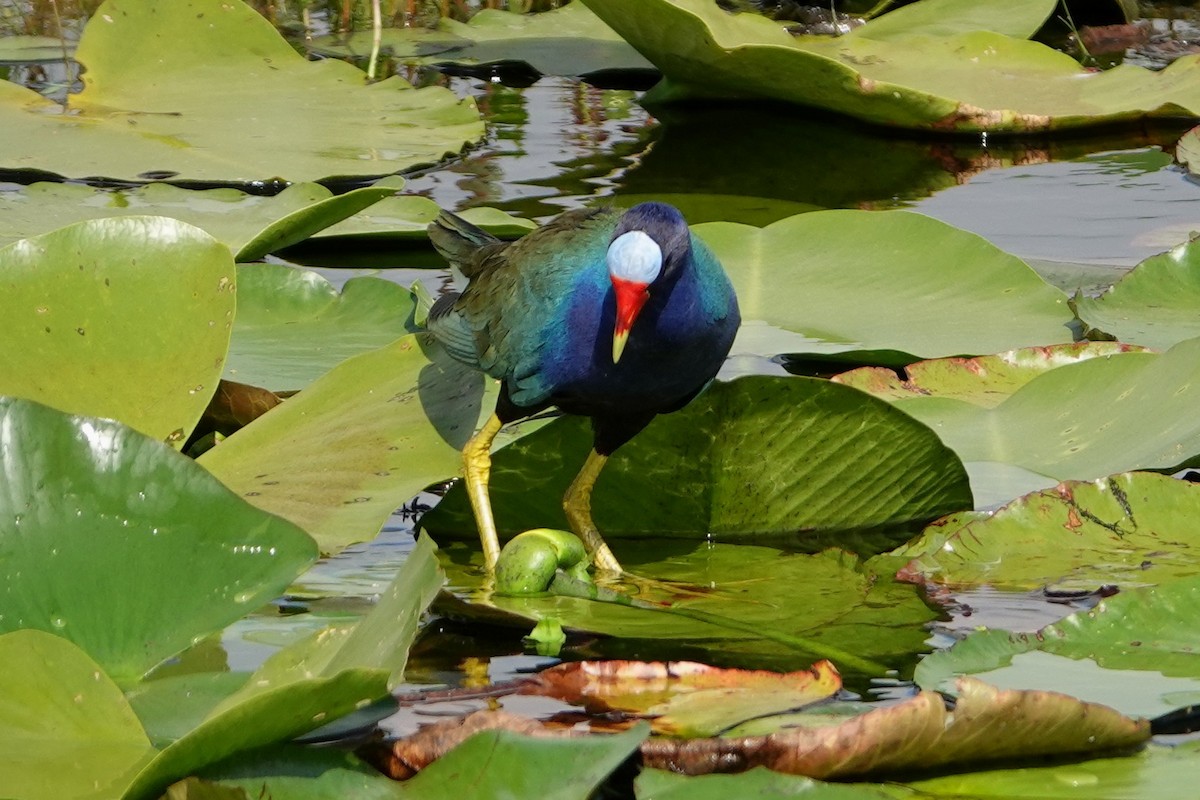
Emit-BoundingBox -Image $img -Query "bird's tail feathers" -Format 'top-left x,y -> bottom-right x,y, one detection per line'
428,210 -> 501,275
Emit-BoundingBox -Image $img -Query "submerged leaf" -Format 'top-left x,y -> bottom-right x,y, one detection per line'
438,543 -> 939,675
0,216 -> 234,447
895,472 -> 1200,591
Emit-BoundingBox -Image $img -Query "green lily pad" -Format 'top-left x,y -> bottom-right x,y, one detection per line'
1072,237 -> 1200,350
0,397 -> 318,685
890,337 -> 1200,482
201,336 -> 493,555
178,747 -> 408,800
311,4 -> 653,78
0,181 -> 399,262
636,769 -> 898,800
127,673 -> 252,748
240,534 -> 443,691
581,0 -> 1200,133
834,342 -> 1148,408
123,668 -> 387,800
0,630 -> 154,800
0,35 -> 74,63
0,216 -> 234,446
0,181 -> 535,257
0,0 -> 483,183
917,574 -> 1200,687
439,542 -> 938,675
424,376 -> 971,543
695,211 -> 1071,365
314,194 -> 537,242
906,741 -> 1200,800
850,0 -> 1056,41
396,723 -> 647,800
914,576 -> 1200,725
225,264 -> 418,391
895,472 -> 1200,591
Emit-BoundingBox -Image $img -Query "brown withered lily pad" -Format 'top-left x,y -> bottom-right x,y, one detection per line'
364,676 -> 1148,781
521,659 -> 842,737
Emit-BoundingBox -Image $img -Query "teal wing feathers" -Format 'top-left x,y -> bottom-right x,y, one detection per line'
427,207 -> 619,406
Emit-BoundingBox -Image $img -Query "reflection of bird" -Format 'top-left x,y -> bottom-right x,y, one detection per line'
428,202 -> 740,572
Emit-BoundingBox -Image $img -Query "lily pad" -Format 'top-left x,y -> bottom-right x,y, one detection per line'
0,0 -> 483,183
438,543 -> 938,675
225,264 -> 418,391
314,193 -> 536,242
241,534 -> 444,691
0,216 -> 233,446
637,769 -> 898,799
123,669 -> 386,800
906,741 -> 1200,799
695,211 -> 1071,365
581,0 -> 1200,132
0,630 -> 154,800
1072,237 -> 1200,350
0,35 -> 74,63
0,181 -> 398,261
849,0 -> 1057,42
638,677 -> 1148,780
894,472 -> 1200,591
201,336 -> 493,555
523,659 -> 841,737
0,397 -> 318,685
387,721 -> 648,799
914,575 -> 1200,722
176,747 -> 410,800
0,181 -> 535,257
424,376 -> 972,543
890,337 -> 1200,482
311,4 -> 653,78
834,342 -> 1147,408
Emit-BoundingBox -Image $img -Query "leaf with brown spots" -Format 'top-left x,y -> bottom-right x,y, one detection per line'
522,659 -> 842,737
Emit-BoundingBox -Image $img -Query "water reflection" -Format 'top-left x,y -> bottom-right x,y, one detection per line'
406,77 -> 1197,274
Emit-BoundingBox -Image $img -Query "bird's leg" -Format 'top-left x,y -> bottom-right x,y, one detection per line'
563,448 -> 623,573
463,413 -> 505,570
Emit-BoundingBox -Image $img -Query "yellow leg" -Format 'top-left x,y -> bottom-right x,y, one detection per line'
463,414 -> 505,570
563,449 -> 623,573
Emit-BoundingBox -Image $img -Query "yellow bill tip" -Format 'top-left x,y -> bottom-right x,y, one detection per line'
612,329 -> 629,364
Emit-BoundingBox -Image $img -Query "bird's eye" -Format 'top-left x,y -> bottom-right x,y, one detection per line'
607,230 -> 663,284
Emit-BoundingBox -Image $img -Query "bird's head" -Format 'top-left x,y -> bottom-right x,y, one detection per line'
606,202 -> 691,364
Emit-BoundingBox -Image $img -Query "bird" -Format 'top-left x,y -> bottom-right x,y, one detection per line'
427,202 -> 740,573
